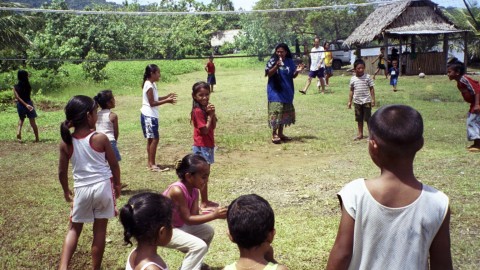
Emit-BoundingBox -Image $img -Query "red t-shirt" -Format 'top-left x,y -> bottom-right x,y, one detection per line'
206,62 -> 215,74
192,107 -> 215,147
458,75 -> 480,112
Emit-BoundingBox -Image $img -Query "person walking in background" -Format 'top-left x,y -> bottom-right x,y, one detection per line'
119,192 -> 173,270
163,154 -> 227,270
388,60 -> 399,92
447,58 -> 480,152
58,95 -> 122,270
140,64 -> 177,172
205,55 -> 216,92
13,70 -> 39,142
371,47 -> 389,80
348,59 -> 375,141
300,37 -> 325,94
322,41 -> 334,87
191,81 -> 219,211
327,105 -> 452,270
224,194 -> 288,270
265,43 -> 304,144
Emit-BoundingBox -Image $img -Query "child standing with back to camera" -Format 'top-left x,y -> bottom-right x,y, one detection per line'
163,154 -> 227,270
58,95 -> 121,270
348,59 -> 375,141
447,58 -> 480,152
141,64 -> 177,172
119,192 -> 173,270
191,81 -> 219,211
327,105 -> 452,270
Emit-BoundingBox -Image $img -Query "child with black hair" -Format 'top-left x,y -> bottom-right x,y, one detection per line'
13,70 -> 39,142
119,192 -> 173,270
163,153 -> 227,270
224,194 -> 288,270
327,105 -> 452,270
447,58 -> 480,152
95,90 -> 121,162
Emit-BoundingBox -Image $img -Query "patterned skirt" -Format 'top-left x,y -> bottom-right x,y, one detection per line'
268,102 -> 296,129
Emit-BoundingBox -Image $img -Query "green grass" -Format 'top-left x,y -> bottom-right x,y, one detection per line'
0,61 -> 479,269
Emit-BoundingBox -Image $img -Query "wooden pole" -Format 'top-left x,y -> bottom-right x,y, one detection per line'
399,37 -> 403,76
443,34 -> 449,73
464,32 -> 468,73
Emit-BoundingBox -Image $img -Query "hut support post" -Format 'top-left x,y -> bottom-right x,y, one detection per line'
399,37 -> 403,76
383,34 -> 389,68
443,34 -> 449,73
464,32 -> 468,73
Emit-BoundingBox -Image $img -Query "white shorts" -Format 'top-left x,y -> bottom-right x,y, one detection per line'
71,179 -> 116,223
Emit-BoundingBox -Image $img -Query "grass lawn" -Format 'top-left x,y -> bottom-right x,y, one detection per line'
0,60 -> 478,269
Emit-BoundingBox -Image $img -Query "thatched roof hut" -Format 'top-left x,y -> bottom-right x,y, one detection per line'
344,0 -> 468,75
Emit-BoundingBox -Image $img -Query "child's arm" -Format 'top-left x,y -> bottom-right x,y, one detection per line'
429,208 -> 453,270
347,86 -> 354,109
12,87 -> 33,111
58,142 -> 73,202
474,93 -> 480,113
168,186 -> 227,225
92,132 -> 121,198
109,112 -> 119,141
370,86 -> 375,107
326,204 -> 355,270
198,104 -> 216,135
146,89 -> 177,107
371,55 -> 379,64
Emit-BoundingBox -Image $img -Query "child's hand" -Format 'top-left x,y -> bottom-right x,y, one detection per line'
169,93 -> 177,104
26,104 -> 34,111
371,100 -> 375,107
64,189 -> 73,202
473,104 -> 480,113
347,101 -> 352,109
214,206 -> 228,219
296,63 -> 305,72
114,185 -> 121,199
206,103 -> 215,115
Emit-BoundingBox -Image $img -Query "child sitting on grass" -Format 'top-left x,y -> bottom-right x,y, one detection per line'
327,105 -> 452,270
224,194 -> 288,270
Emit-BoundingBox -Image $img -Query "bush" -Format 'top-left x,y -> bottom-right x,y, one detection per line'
82,50 -> 109,82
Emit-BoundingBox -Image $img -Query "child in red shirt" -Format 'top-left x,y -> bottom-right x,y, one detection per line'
205,56 -> 216,92
447,58 -> 480,152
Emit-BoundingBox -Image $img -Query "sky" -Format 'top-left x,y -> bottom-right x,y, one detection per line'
109,0 -> 467,10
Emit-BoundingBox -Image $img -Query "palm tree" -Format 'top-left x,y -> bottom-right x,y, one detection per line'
0,2 -> 34,51
211,0 -> 234,11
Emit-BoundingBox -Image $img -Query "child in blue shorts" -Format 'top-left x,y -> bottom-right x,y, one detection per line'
388,59 -> 399,92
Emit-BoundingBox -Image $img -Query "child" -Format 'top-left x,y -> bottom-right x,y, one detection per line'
205,55 -> 216,92
191,81 -> 218,211
224,194 -> 288,270
13,70 -> 39,142
326,105 -> 452,270
388,59 -> 399,92
447,58 -> 480,152
140,64 -> 177,172
58,95 -> 122,270
94,90 -> 121,162
163,154 -> 227,270
322,41 -> 333,87
371,47 -> 389,80
348,59 -> 375,141
119,192 -> 173,270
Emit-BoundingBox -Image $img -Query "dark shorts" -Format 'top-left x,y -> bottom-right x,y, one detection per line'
308,68 -> 325,79
207,74 -> 216,85
110,140 -> 121,161
325,66 -> 333,75
17,100 -> 37,119
140,114 -> 159,139
377,63 -> 386,70
354,103 -> 372,123
390,78 -> 398,86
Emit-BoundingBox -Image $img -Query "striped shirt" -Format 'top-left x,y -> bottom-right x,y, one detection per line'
350,74 -> 374,104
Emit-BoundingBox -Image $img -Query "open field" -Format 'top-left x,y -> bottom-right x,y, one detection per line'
0,60 -> 479,269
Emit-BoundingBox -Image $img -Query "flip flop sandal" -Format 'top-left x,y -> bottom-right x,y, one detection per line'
299,90 -> 306,95
150,166 -> 169,172
272,137 -> 282,144
280,136 -> 292,142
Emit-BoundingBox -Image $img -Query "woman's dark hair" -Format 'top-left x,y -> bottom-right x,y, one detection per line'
354,59 -> 365,68
274,43 -> 293,59
447,57 -> 465,76
16,70 -> 31,93
142,64 -> 160,88
93,90 -> 113,110
190,81 -> 210,124
323,41 -> 330,49
227,194 -> 275,249
60,95 -> 97,145
175,154 -> 208,181
119,192 -> 173,246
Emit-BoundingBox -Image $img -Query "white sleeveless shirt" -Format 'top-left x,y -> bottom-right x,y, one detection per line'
96,109 -> 115,141
140,80 -> 159,118
338,178 -> 449,270
71,132 -> 112,187
125,249 -> 169,270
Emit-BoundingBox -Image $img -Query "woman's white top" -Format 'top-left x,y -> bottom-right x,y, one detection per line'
338,178 -> 449,270
96,109 -> 115,141
125,249 -> 169,270
141,80 -> 159,118
71,131 -> 112,187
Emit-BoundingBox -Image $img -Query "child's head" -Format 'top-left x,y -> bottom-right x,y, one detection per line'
380,47 -> 385,52
227,194 -> 275,249
175,154 -> 210,189
192,81 -> 211,107
323,41 -> 330,50
119,192 -> 173,247
447,58 -> 465,80
209,55 -> 214,62
142,64 -> 160,87
17,70 -> 29,82
353,59 -> 365,77
369,105 -> 424,160
94,89 -> 115,110
60,95 -> 98,145
392,60 -> 398,67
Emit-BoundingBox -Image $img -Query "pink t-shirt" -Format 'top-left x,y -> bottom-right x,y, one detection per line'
163,181 -> 199,228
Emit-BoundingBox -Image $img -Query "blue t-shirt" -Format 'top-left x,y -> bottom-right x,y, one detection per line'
266,58 -> 296,104
389,67 -> 399,79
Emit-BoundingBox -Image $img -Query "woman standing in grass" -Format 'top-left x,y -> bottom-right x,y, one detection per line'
58,95 -> 122,270
140,64 -> 177,172
13,70 -> 39,142
265,43 -> 304,144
